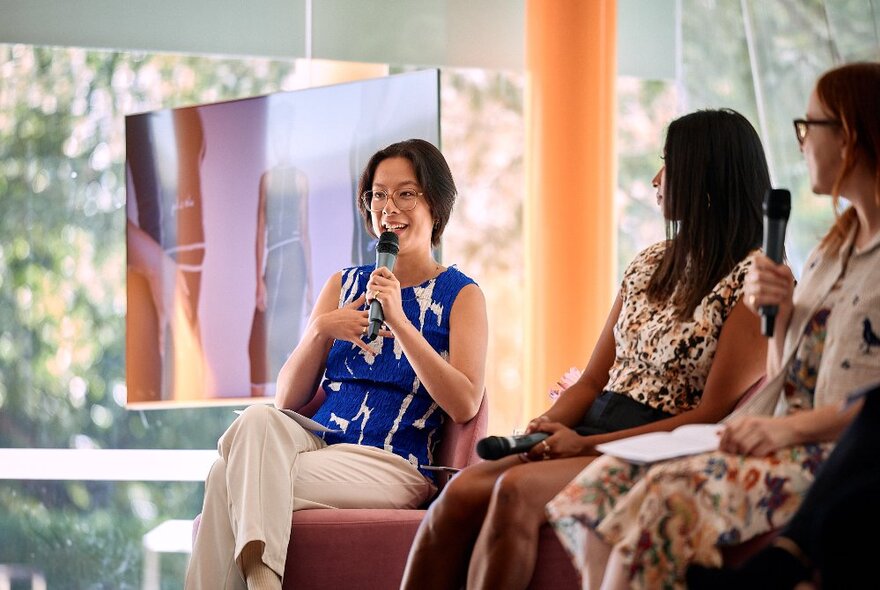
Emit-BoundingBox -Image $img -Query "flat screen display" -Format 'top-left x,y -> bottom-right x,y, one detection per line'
125,70 -> 440,407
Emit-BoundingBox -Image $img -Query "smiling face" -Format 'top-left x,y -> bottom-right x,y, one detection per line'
801,88 -> 845,196
369,157 -> 434,256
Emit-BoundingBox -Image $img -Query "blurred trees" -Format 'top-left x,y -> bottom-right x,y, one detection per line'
440,68 -> 526,433
1,1 -> 877,586
0,45 -> 301,589
675,0 -> 878,272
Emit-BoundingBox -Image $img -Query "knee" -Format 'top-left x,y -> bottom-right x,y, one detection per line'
206,456 -> 226,485
233,404 -> 277,435
238,403 -> 275,424
219,404 -> 275,455
491,469 -> 540,526
494,468 -> 530,504
426,469 -> 491,527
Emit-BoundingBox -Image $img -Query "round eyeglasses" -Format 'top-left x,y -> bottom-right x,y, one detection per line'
793,118 -> 841,146
362,189 -> 424,212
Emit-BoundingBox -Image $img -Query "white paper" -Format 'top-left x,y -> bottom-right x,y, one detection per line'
279,409 -> 342,433
233,407 -> 342,433
595,423 -> 722,465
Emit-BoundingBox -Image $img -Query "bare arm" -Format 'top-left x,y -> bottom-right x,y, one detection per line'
720,399 -> 862,456
744,253 -> 796,377
382,282 -> 488,423
686,297 -> 767,420
274,272 -> 372,410
532,296 -> 767,458
528,292 -> 621,431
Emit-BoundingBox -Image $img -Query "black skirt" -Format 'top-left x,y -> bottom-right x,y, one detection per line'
574,391 -> 673,436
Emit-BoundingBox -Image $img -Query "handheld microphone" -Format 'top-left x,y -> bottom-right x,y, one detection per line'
476,432 -> 550,460
760,188 -> 791,337
366,231 -> 399,342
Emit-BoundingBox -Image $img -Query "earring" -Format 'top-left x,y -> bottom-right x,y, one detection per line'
706,193 -> 711,208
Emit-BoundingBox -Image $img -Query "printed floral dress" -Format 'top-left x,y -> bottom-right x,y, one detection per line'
547,442 -> 832,589
546,234 -> 880,589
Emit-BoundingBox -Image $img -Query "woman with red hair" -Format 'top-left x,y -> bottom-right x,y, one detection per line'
546,61 -> 880,590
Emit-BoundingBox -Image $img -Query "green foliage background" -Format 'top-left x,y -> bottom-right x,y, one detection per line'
0,46 -> 304,589
0,1 -> 877,587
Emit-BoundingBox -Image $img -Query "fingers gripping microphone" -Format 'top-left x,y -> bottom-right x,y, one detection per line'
476,432 -> 550,460
760,188 -> 791,337
366,231 -> 399,342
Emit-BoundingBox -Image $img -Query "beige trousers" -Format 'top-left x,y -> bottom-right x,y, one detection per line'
184,404 -> 436,589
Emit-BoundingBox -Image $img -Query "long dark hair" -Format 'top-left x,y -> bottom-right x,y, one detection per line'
646,109 -> 769,318
814,62 -> 880,253
356,139 -> 457,247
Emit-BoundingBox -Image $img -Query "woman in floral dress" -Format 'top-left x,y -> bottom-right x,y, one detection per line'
546,61 -> 880,590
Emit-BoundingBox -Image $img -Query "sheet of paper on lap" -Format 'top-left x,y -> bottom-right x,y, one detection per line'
595,424 -> 723,464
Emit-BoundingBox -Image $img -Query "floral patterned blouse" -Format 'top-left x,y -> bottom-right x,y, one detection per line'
606,242 -> 755,414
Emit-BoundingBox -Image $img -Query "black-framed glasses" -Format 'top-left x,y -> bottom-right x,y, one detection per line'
362,188 -> 424,212
793,118 -> 841,146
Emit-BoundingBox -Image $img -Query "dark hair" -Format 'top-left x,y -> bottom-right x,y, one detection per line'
356,139 -> 457,247
814,62 -> 880,253
646,108 -> 769,318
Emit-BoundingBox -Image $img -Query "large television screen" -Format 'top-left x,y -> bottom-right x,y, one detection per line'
125,70 -> 440,407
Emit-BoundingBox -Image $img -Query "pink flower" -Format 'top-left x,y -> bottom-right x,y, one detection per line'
549,367 -> 583,402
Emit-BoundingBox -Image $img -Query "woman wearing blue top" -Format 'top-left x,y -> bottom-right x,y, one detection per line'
186,139 -> 488,590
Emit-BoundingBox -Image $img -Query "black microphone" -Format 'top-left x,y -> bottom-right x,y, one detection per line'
366,231 -> 399,342
476,432 -> 550,460
760,188 -> 791,337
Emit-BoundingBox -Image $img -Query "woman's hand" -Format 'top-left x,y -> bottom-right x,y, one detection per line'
366,267 -> 405,330
743,253 -> 795,330
315,293 -> 377,354
524,415 -> 550,435
719,414 -> 794,456
526,421 -> 586,460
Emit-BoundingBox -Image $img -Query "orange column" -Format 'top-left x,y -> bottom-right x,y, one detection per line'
523,0 -> 617,420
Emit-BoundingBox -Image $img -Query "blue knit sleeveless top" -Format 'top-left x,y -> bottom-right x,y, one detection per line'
311,264 -> 477,481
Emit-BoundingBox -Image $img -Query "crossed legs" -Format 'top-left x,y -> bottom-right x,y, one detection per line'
186,405 -> 432,590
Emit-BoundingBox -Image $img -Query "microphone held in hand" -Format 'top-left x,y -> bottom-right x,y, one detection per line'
476,432 -> 550,460
760,188 -> 791,337
366,231 -> 399,342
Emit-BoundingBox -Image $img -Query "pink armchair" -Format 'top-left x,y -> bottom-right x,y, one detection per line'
193,390 -> 512,589
275,388 -> 579,590
279,390 -> 488,588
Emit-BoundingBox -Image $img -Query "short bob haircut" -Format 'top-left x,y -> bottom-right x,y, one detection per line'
647,108 -> 770,319
356,138 -> 457,248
